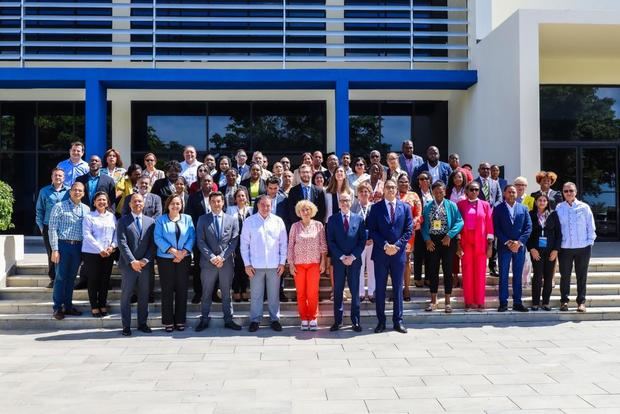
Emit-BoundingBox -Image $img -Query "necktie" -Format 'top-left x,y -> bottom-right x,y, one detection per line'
482,179 -> 490,200
389,202 -> 395,224
136,216 -> 142,234
303,186 -> 309,200
343,214 -> 349,232
214,215 -> 220,240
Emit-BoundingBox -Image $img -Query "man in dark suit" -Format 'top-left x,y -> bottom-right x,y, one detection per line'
412,146 -> 452,187
398,140 -> 423,179
75,155 -> 116,211
327,193 -> 366,332
122,176 -> 162,218
117,193 -> 155,336
150,160 -> 182,205
186,174 -> 215,304
366,179 -> 413,333
493,185 -> 532,312
475,162 -> 503,276
195,191 -> 241,331
287,164 -> 326,225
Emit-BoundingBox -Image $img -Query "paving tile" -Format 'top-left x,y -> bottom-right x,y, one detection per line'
365,398 -> 444,413
510,395 -> 592,409
579,394 -> 620,408
438,396 -> 519,411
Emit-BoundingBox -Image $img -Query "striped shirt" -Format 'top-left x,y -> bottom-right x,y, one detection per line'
48,199 -> 91,250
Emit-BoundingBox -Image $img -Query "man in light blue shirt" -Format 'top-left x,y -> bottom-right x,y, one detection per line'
556,182 -> 596,313
35,168 -> 69,288
56,141 -> 89,187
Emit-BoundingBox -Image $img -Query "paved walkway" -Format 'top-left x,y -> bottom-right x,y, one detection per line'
1,321 -> 620,413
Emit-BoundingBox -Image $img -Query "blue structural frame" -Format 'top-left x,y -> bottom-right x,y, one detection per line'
0,68 -> 477,158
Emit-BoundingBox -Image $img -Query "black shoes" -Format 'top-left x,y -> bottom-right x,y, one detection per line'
148,295 -> 155,304
64,307 -> 82,316
542,305 -> 552,311
270,321 -> 283,332
130,294 -> 138,304
560,303 -> 569,311
121,327 -> 131,336
497,304 -> 508,312
329,323 -> 340,332
138,325 -> 152,334
513,304 -> 529,312
489,269 -> 499,277
46,280 -> 54,289
374,322 -> 386,333
224,321 -> 242,331
195,317 -> 210,332
279,290 -> 289,303
74,280 -> 87,290
53,310 -> 64,320
191,294 -> 201,304
352,323 -> 362,333
249,322 -> 259,332
393,323 -> 407,334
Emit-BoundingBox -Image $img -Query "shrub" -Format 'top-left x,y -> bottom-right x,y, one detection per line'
0,180 -> 15,231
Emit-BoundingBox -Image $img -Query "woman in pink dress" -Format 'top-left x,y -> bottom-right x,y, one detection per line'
457,181 -> 494,311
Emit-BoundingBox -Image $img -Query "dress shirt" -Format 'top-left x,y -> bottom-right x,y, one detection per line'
57,158 -> 89,187
505,201 -> 516,224
82,210 -> 117,254
420,189 -> 433,204
48,199 -> 91,250
240,213 -> 287,269
556,200 -> 597,249
384,199 -> 397,223
87,173 -> 100,202
180,160 -> 203,186
35,184 -> 70,229
428,164 -> 440,183
449,187 -> 466,204
287,220 -> 327,265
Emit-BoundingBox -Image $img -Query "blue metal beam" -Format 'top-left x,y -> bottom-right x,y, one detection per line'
85,79 -> 107,160
335,80 -> 350,157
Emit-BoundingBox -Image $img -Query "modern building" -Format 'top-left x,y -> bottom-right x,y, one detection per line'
0,0 -> 618,239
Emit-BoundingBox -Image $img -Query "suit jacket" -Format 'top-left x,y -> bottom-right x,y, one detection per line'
366,199 -> 413,262
351,200 -> 373,240
526,210 -> 562,252
497,178 -> 508,193
75,172 -> 116,211
121,192 -> 162,219
413,161 -> 452,187
219,184 -> 248,209
457,198 -> 494,252
399,153 -> 424,179
154,213 -> 195,258
150,177 -> 176,205
287,183 -> 326,224
326,212 -> 366,262
475,176 -> 502,206
492,202 -> 533,248
240,178 -> 266,204
116,214 -> 155,270
530,189 -> 563,210
196,212 -> 239,267
186,190 -> 211,227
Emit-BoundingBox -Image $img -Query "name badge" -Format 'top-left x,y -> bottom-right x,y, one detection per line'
432,220 -> 442,231
539,237 -> 548,248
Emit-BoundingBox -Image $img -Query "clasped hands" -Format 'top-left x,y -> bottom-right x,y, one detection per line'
130,258 -> 148,272
340,255 -> 355,266
425,236 -> 451,252
210,255 -> 225,268
506,240 -> 521,253
99,246 -> 116,258
384,243 -> 400,256
168,247 -> 188,263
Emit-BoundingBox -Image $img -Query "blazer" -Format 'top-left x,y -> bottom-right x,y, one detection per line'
154,213 -> 196,258
185,190 -> 211,226
219,183 -> 248,209
240,178 -> 267,204
413,161 -> 452,187
350,200 -> 372,240
492,202 -> 533,248
457,198 -> 494,251
116,214 -> 155,270
497,178 -> 508,193
526,210 -> 562,251
121,192 -> 162,219
399,153 -> 423,179
531,189 -> 563,210
196,212 -> 239,266
474,176 -> 502,206
326,212 -> 366,262
287,183 -> 326,224
75,172 -> 117,211
366,199 -> 414,262
421,199 -> 464,241
150,177 -> 175,205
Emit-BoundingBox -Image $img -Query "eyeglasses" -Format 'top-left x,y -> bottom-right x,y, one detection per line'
370,154 -> 380,158
563,189 -> 575,193
418,177 -> 429,181
355,163 -> 365,167
468,188 -> 480,192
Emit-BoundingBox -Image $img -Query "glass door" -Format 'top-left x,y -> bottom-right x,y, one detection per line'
581,148 -> 618,238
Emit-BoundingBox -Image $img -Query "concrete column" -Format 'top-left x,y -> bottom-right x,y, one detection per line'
111,96 -> 132,161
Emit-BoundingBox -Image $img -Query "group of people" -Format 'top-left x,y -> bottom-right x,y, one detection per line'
35,139 -> 596,335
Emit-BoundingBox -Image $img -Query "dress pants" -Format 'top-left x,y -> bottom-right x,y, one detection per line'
83,252 -> 114,308
413,229 -> 427,281
52,240 -> 82,311
358,244 -> 375,297
374,254 -> 405,325
333,261 -> 361,325
531,249 -> 556,306
559,246 -> 591,305
489,239 -> 498,272
249,268 -> 280,323
158,256 -> 190,326
120,266 -> 150,328
193,247 -> 219,300
42,225 -> 55,281
232,250 -> 248,294
498,245 -> 525,306
200,260 -> 234,323
426,235 -> 456,294
293,263 -> 320,321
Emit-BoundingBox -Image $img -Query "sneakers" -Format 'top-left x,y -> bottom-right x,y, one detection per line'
300,320 -> 309,331
309,320 -> 318,331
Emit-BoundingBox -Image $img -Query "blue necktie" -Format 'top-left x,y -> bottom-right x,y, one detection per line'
136,216 -> 142,234
303,186 -> 309,200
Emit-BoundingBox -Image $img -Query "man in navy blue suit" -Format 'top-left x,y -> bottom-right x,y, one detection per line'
366,179 -> 413,333
412,146 -> 452,188
327,192 -> 367,332
493,184 -> 532,312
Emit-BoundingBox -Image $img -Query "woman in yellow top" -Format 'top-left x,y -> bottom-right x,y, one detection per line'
514,176 -> 535,211
240,162 -> 266,206
115,164 -> 143,215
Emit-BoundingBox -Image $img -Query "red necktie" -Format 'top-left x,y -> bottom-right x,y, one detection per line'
343,214 -> 349,232
389,202 -> 395,223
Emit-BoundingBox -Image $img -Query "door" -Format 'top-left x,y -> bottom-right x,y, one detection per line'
581,147 -> 618,238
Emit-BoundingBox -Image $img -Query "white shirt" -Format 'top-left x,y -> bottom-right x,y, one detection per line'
240,213 -> 287,269
556,199 -> 597,249
428,164 -> 440,183
82,210 -> 117,254
505,201 -> 516,224
180,160 -> 203,187
384,199 -> 397,216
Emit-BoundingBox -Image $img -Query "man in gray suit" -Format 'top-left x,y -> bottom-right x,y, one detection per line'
117,193 -> 155,336
122,176 -> 162,218
195,191 -> 241,331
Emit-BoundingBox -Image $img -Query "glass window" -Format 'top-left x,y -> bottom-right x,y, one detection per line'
0,153 -> 37,235
541,147 -> 577,191
208,102 -> 251,154
37,102 -> 81,152
147,115 -> 207,153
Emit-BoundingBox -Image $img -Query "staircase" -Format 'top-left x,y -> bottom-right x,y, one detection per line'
2,258 -> 620,330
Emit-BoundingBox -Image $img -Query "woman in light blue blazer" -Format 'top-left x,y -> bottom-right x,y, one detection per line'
155,194 -> 195,332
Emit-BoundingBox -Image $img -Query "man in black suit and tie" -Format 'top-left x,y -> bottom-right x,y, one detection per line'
75,155 -> 116,211
195,192 -> 241,331
117,193 -> 155,336
288,164 -> 326,225
475,162 -> 503,276
122,176 -> 162,218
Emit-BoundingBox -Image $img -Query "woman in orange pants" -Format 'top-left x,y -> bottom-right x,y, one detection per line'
457,182 -> 494,311
288,200 -> 327,331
